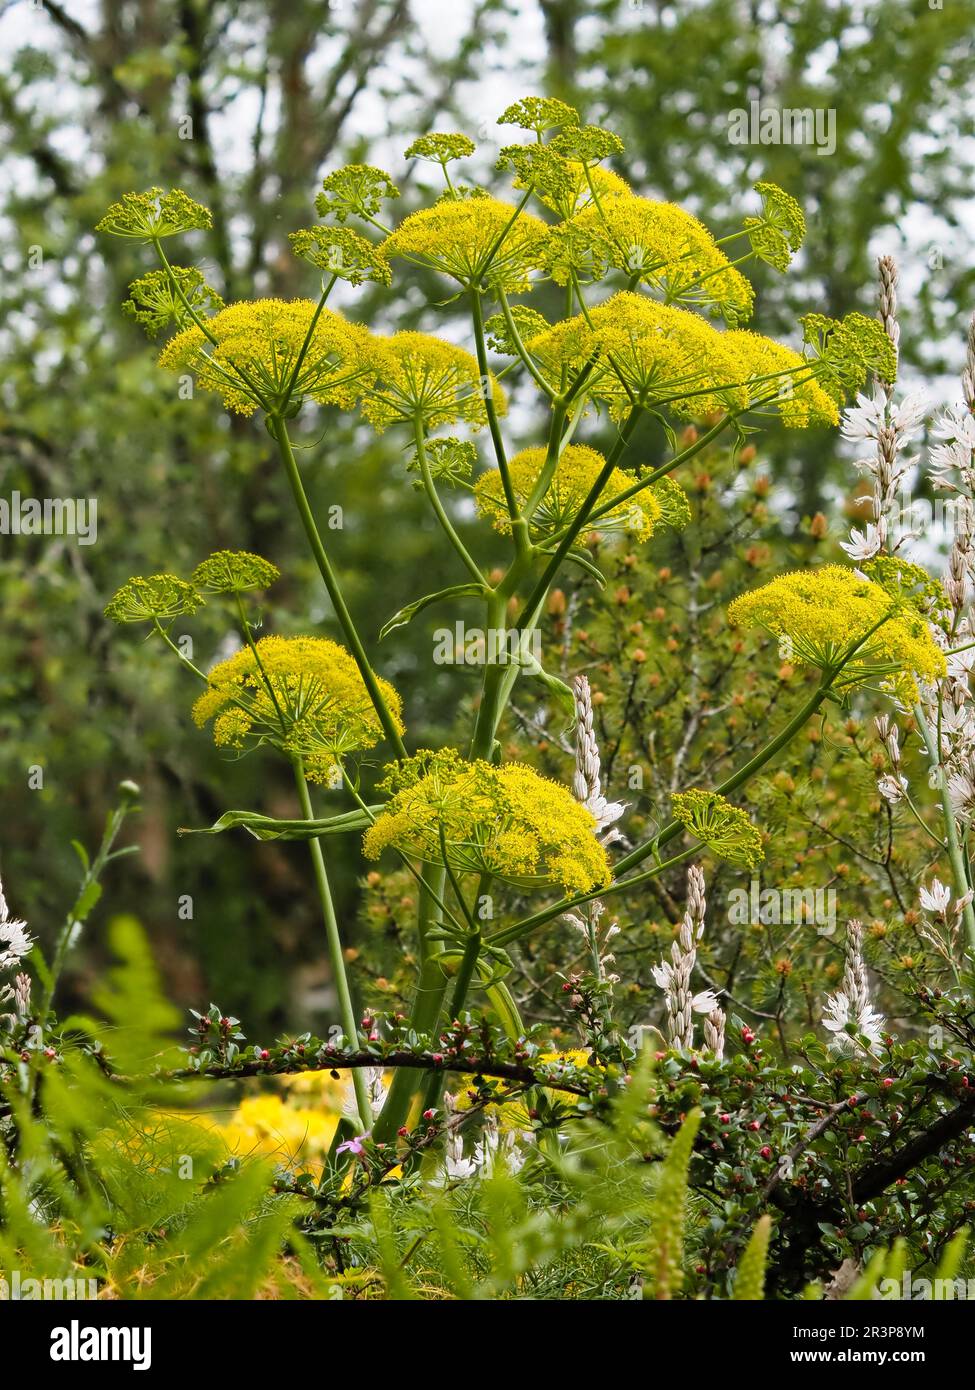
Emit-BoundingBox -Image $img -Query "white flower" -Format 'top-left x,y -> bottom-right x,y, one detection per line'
877,773 -> 908,804
920,879 -> 952,914
948,772 -> 975,821
651,961 -> 673,991
929,408 -> 975,487
841,386 -> 926,444
931,406 -> 975,445
841,386 -> 887,442
891,392 -> 929,436
690,989 -> 720,1014
585,790 -> 628,838
0,876 -> 32,973
948,644 -> 975,681
822,992 -> 886,1052
840,522 -> 885,561
444,1146 -> 477,1180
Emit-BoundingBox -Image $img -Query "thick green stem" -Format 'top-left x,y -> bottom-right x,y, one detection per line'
374,869 -> 450,1141
270,415 -> 406,759
513,405 -> 642,630
292,761 -> 372,1130
469,591 -> 511,760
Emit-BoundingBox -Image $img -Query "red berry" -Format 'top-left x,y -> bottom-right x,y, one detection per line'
760,1146 -> 772,1159
259,1049 -> 269,1061
748,1120 -> 761,1131
422,1108 -> 436,1121
397,1127 -> 408,1138
882,1078 -> 894,1088
720,1113 -> 731,1124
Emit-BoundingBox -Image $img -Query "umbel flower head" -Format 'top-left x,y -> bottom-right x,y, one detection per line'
670,790 -> 764,869
362,331 -> 505,432
526,292 -> 751,420
382,196 -> 550,295
801,312 -> 898,402
497,95 -> 580,135
96,187 -> 212,240
104,574 -> 204,624
315,164 -> 400,225
523,161 -> 631,222
158,299 -> 376,416
404,132 -> 476,165
190,550 -> 280,595
727,564 -> 947,696
743,182 -> 806,272
192,635 -> 404,784
363,748 -> 611,895
720,330 -> 839,428
288,226 -> 391,287
123,267 -> 224,338
543,194 -> 756,325
474,443 -> 669,542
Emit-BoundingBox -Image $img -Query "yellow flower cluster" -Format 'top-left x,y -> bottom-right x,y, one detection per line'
382,195 -> 550,294
363,749 -> 611,895
727,565 -> 946,696
526,292 -> 837,425
670,790 -> 764,868
527,292 -> 747,420
192,635 -> 404,783
545,193 -> 755,325
722,330 -> 837,428
158,299 -> 375,415
524,163 -> 631,221
200,1074 -> 346,1170
362,331 -> 505,432
474,443 -> 663,541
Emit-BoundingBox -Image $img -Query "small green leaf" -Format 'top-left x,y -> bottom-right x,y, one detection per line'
379,583 -> 485,640
179,807 -> 380,840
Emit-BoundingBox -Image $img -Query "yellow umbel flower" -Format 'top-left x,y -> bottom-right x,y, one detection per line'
382,195 -> 550,294
363,749 -> 611,896
526,291 -> 749,420
192,635 -> 404,783
362,331 -> 505,432
158,299 -> 376,416
474,443 -> 663,541
519,160 -> 631,221
206,1092 -> 340,1170
722,330 -> 838,427
527,292 -> 839,426
727,565 -> 946,697
545,193 -> 755,325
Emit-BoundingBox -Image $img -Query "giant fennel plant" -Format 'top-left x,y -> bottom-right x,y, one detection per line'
6,98 -> 975,1300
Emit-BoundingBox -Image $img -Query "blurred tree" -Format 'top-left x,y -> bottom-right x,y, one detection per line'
543,0 -> 975,510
